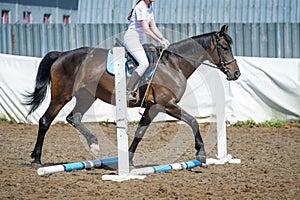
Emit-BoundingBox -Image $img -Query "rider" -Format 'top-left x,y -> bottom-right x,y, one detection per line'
124,0 -> 170,102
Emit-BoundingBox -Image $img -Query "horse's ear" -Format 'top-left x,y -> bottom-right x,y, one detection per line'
219,25 -> 228,36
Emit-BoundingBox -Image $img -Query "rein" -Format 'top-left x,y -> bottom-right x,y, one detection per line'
138,33 -> 236,112
138,48 -> 166,114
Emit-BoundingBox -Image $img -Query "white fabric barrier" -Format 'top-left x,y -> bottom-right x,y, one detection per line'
0,53 -> 299,124
223,57 -> 300,122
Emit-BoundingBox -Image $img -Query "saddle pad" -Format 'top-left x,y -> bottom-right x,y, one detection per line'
106,49 -> 130,77
106,49 -> 155,80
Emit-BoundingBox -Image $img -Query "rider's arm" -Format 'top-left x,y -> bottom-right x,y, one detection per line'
149,19 -> 165,40
140,20 -> 162,43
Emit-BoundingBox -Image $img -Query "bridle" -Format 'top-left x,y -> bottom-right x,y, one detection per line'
202,33 -> 236,74
165,32 -> 236,74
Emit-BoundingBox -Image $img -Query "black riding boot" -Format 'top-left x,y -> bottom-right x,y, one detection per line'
127,71 -> 142,102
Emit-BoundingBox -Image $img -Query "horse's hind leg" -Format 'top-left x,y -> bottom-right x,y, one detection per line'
128,104 -> 161,166
165,101 -> 206,163
31,100 -> 69,165
66,89 -> 99,155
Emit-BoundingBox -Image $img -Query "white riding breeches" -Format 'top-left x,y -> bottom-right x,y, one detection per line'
124,29 -> 149,76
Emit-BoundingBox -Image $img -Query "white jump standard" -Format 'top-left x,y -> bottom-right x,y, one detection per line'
101,47 -> 144,181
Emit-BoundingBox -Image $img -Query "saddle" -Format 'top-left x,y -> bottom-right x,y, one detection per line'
106,38 -> 163,103
107,38 -> 161,80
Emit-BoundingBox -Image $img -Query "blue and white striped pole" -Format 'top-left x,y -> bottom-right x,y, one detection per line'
37,157 -> 202,176
37,157 -> 118,175
131,160 -> 202,175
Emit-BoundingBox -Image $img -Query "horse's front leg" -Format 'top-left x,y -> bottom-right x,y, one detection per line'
128,125 -> 148,166
165,102 -> 206,163
128,104 -> 160,166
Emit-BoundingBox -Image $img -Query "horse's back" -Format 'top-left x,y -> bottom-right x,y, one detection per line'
51,47 -> 108,75
48,47 -> 110,96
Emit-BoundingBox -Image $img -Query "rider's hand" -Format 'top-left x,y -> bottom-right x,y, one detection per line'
160,38 -> 170,48
163,38 -> 170,46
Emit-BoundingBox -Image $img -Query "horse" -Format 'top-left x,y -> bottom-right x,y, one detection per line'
25,25 -> 240,166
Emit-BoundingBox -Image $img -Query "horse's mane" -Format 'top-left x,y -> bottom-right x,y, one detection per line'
164,31 -> 234,67
192,31 -> 233,49
169,31 -> 233,53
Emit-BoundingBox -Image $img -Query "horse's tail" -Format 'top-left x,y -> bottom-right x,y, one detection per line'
24,51 -> 61,116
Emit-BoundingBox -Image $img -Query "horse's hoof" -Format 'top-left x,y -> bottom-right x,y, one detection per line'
129,164 -> 136,170
31,161 -> 42,167
129,159 -> 135,168
197,155 -> 206,164
196,152 -> 206,164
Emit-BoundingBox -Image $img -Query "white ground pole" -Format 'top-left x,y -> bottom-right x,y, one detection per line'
102,47 -> 146,181
203,65 -> 241,165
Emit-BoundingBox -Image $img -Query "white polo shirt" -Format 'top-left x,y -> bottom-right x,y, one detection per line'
128,1 -> 154,37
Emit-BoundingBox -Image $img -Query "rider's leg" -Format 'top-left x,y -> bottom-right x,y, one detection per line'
124,29 -> 149,101
127,59 -> 149,101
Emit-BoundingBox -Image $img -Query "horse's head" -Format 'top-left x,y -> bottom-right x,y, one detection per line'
211,25 -> 241,81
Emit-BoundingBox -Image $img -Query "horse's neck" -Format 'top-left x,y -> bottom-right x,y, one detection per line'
168,38 -> 212,79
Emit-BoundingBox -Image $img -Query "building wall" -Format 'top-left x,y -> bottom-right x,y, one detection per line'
1,23 -> 299,58
1,0 -> 299,24
0,0 -> 299,58
0,0 -> 78,24
77,0 -> 300,23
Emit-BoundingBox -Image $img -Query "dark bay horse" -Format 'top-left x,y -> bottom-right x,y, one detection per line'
25,25 -> 240,165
